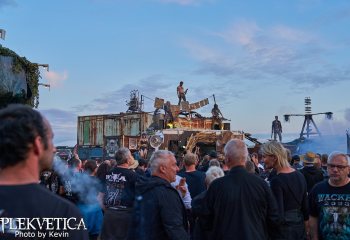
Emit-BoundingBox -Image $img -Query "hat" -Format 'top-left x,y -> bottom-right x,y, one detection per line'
303,152 -> 316,164
209,150 -> 217,158
292,155 -> 300,162
128,158 -> 139,169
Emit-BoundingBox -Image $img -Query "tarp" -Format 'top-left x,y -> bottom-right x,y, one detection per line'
0,55 -> 27,96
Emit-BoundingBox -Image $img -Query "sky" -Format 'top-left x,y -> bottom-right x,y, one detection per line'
1,0 -> 350,146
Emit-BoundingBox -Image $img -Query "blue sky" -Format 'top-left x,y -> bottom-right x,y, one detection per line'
1,0 -> 350,146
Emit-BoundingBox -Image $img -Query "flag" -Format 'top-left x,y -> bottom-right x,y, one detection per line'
154,97 -> 164,109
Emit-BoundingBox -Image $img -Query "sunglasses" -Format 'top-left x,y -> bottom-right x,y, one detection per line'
327,164 -> 349,170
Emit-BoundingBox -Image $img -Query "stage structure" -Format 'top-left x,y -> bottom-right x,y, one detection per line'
284,97 -> 333,140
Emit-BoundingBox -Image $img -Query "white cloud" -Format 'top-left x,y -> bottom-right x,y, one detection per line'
271,25 -> 315,43
216,21 -> 261,48
182,20 -> 349,91
183,39 -> 229,63
43,70 -> 68,88
72,74 -> 174,115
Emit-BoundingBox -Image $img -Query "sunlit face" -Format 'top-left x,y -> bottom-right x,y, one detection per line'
262,153 -> 276,170
39,119 -> 56,171
251,155 -> 258,165
327,155 -> 349,185
127,151 -> 134,165
163,154 -> 179,183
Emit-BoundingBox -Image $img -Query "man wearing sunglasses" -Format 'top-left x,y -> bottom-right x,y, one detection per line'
308,152 -> 350,240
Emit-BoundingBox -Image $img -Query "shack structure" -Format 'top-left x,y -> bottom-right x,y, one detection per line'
77,90 -> 244,160
77,112 -> 152,160
77,112 -> 245,160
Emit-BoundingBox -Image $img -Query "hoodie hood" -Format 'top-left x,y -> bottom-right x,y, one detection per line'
303,165 -> 321,175
135,176 -> 171,195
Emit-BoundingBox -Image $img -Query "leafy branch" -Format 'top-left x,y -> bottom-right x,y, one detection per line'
0,45 -> 40,108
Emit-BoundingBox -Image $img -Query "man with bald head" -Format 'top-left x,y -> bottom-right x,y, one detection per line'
202,139 -> 280,240
129,150 -> 189,240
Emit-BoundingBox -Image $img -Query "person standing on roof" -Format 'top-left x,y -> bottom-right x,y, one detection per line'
271,116 -> 283,142
177,81 -> 188,105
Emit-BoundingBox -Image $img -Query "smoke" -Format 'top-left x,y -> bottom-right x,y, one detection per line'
52,157 -> 101,205
295,135 -> 347,155
316,109 -> 350,136
293,109 -> 350,154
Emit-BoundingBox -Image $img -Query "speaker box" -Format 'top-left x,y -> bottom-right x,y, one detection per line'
223,123 -> 230,130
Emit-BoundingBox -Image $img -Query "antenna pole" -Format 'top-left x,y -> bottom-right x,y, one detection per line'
286,97 -> 332,140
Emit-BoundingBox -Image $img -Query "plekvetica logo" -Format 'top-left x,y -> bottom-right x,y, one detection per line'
0,217 -> 86,238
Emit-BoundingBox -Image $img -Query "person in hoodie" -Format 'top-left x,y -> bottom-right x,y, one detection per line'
129,150 -> 189,240
300,151 -> 324,193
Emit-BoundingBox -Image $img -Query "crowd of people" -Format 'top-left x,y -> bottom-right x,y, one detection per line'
1,104 -> 350,240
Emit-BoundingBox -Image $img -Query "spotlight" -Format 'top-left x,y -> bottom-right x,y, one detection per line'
326,112 -> 333,120
284,115 -> 290,122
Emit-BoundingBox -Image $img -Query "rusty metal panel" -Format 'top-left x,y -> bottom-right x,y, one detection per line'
204,119 -> 213,129
191,119 -> 205,129
140,113 -> 153,132
90,116 -> 103,145
78,112 -> 153,148
130,118 -> 140,136
116,119 -> 121,135
123,117 -> 140,136
89,118 -> 97,145
95,119 -> 104,145
83,118 -> 90,145
78,117 -> 85,145
104,118 -> 118,136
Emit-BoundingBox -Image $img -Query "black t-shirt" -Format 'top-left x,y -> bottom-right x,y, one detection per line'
309,180 -> 350,240
40,171 -> 61,194
48,171 -> 61,194
0,183 -> 88,239
60,172 -> 80,204
178,170 -> 206,199
270,170 -> 309,221
103,167 -> 138,209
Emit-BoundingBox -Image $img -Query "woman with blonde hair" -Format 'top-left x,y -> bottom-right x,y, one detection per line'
261,141 -> 309,240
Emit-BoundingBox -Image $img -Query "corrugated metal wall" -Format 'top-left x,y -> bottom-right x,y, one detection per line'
104,118 -> 119,136
78,112 -> 153,146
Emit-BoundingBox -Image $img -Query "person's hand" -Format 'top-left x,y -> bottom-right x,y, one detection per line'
176,178 -> 187,198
